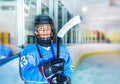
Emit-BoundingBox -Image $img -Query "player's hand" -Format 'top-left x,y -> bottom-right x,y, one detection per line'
43,58 -> 65,78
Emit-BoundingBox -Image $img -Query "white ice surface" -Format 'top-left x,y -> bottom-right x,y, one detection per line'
0,57 -> 24,84
72,54 -> 120,84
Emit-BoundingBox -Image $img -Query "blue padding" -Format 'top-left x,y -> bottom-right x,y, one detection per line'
0,54 -> 19,66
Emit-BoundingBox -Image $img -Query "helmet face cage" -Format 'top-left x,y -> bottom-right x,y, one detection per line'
34,14 -> 54,40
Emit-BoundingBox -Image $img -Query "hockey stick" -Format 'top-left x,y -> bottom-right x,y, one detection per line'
57,15 -> 81,59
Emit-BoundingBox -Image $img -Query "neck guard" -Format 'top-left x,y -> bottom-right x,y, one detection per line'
37,38 -> 52,47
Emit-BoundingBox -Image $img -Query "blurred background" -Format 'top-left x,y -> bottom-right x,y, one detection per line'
0,0 -> 120,50
0,0 -> 120,84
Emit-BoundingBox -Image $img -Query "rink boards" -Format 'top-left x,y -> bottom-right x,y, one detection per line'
0,43 -> 120,84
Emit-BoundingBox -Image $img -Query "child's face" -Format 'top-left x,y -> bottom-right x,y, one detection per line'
36,24 -> 52,39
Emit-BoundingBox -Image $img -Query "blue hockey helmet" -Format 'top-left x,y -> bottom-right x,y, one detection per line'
34,14 -> 54,46
34,14 -> 53,26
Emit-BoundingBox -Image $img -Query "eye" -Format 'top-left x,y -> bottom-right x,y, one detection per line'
39,27 -> 43,30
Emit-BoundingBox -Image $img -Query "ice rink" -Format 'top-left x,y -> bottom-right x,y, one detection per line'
72,54 -> 120,84
0,44 -> 120,84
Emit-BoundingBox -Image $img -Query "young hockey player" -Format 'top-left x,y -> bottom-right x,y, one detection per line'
20,14 -> 73,84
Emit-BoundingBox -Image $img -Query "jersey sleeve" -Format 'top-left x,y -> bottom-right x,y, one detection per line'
61,46 -> 74,79
19,49 -> 47,83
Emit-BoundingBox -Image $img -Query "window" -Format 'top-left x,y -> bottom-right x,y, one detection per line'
1,5 -> 16,11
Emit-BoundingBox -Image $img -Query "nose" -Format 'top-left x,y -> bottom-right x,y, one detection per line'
42,28 -> 48,31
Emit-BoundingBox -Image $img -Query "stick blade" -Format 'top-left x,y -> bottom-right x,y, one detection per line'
57,15 -> 81,38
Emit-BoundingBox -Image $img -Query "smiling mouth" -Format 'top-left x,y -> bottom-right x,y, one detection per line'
41,34 -> 49,36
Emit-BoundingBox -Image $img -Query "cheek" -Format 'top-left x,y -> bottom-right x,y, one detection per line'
48,31 -> 52,34
37,31 -> 42,37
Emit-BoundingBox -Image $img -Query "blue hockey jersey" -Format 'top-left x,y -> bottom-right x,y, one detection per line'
20,43 -> 74,83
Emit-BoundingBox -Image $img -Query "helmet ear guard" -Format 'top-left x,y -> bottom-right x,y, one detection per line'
34,30 -> 38,35
51,26 -> 54,40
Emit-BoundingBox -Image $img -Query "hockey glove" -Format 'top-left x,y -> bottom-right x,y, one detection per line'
51,73 -> 71,84
43,58 -> 65,78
